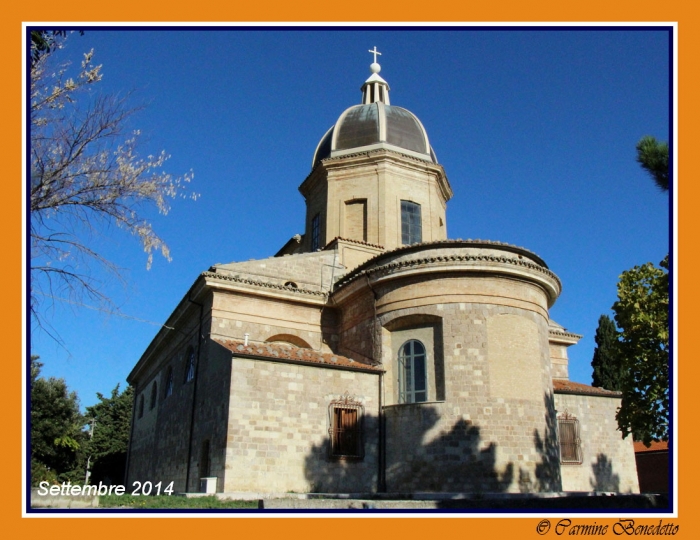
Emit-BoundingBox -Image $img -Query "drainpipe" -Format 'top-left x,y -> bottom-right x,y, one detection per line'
378,371 -> 386,492
364,274 -> 385,492
184,293 -> 205,493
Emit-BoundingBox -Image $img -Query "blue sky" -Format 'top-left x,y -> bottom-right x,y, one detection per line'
28,26 -> 671,410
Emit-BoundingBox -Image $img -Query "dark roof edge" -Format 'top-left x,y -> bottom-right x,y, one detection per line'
340,239 -> 549,281
230,351 -> 384,373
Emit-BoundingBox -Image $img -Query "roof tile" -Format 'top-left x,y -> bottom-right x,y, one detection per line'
553,379 -> 622,397
214,338 -> 383,372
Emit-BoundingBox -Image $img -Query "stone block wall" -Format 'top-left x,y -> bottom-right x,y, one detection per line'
380,302 -> 560,493
301,151 -> 449,252
185,338 -> 235,493
215,250 -> 343,293
224,357 -> 380,493
550,343 -> 570,380
333,254 -> 563,493
127,303 -> 205,490
555,392 -> 639,493
210,290 -> 335,353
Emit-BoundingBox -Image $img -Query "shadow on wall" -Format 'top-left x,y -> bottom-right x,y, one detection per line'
302,393 -> 563,495
382,405 -> 514,493
533,391 -> 562,492
590,453 -> 621,492
302,409 -> 379,494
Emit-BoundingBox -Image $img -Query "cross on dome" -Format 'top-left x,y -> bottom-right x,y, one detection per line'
368,47 -> 383,76
368,46 -> 382,63
362,47 -> 389,104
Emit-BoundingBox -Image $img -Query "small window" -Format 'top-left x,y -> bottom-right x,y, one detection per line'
311,213 -> 321,251
150,381 -> 158,410
398,339 -> 428,403
164,367 -> 174,398
328,396 -> 364,459
184,348 -> 196,383
137,395 -> 144,419
401,200 -> 422,245
558,411 -> 583,464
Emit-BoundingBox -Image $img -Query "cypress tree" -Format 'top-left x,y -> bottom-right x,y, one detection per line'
591,314 -> 623,391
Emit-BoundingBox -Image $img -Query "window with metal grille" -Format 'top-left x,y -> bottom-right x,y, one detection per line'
398,339 -> 428,403
328,397 -> 364,459
401,200 -> 422,245
311,213 -> 321,251
558,412 -> 583,464
184,347 -> 195,383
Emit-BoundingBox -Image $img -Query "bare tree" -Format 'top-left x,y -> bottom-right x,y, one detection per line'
30,34 -> 195,338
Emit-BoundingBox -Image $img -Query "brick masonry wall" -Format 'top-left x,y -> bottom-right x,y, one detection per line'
224,357 -> 380,493
555,392 -> 639,493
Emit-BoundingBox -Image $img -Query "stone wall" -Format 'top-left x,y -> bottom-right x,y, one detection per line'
183,338 -> 235,493
223,355 -> 380,493
333,248 -> 563,493
301,151 -> 450,252
210,289 -> 336,353
380,302 -> 560,493
214,250 -> 343,293
555,392 -> 639,493
127,301 -> 206,490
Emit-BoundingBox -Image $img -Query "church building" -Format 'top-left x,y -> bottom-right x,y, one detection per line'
125,51 -> 639,495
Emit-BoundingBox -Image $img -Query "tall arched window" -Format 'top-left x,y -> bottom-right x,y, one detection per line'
164,367 -> 174,398
184,347 -> 196,383
150,381 -> 158,410
137,395 -> 145,419
398,339 -> 427,403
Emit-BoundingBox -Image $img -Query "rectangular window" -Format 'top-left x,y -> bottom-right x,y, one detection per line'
311,213 -> 321,251
401,200 -> 422,245
558,415 -> 583,464
329,401 -> 363,459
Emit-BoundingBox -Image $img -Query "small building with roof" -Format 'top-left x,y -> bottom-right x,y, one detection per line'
125,51 -> 639,496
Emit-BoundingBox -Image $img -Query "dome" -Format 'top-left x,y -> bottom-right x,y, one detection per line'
312,57 -> 438,168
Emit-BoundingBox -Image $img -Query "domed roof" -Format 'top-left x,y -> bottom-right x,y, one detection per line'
312,55 -> 438,168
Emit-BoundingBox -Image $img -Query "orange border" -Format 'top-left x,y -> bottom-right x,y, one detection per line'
6,1 -> 693,537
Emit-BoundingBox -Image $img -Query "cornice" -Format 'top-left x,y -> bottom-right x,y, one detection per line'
202,271 -> 328,298
549,329 -> 584,342
332,239 -> 559,291
333,252 -> 561,296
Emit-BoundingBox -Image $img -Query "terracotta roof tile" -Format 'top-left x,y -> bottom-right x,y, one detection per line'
552,379 -> 622,397
633,440 -> 669,453
214,338 -> 383,372
324,236 -> 385,250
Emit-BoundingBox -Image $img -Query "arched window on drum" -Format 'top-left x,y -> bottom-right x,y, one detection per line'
398,339 -> 428,403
